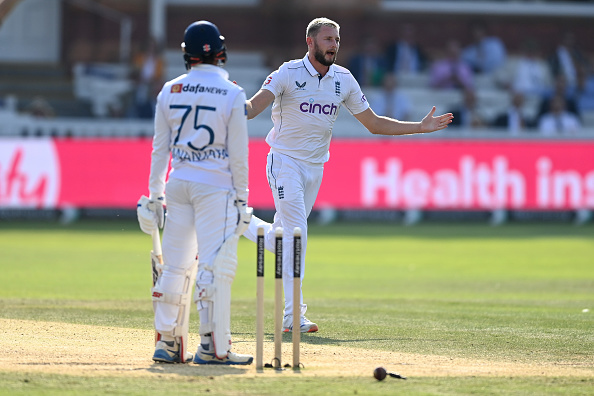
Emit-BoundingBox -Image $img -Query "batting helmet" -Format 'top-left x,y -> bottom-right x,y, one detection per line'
181,20 -> 227,69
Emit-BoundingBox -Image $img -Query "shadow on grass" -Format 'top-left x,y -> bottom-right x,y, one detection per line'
146,362 -> 251,377
2,219 -> 592,240
232,331 -> 396,346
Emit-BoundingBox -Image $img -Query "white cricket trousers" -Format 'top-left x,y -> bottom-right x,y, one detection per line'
245,150 -> 324,317
154,177 -> 237,335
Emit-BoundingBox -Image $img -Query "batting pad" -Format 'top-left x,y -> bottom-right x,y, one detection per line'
211,234 -> 239,359
152,261 -> 198,363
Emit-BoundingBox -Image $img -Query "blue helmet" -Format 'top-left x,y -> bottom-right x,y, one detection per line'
181,20 -> 227,69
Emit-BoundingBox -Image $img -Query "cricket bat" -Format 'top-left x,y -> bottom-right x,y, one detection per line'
151,228 -> 164,344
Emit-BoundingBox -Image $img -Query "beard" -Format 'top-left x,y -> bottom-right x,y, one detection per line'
313,41 -> 336,66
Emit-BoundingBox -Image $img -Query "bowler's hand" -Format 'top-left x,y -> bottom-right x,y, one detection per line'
420,106 -> 453,133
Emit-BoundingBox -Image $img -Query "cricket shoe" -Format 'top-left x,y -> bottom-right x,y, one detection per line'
283,314 -> 319,333
193,345 -> 253,365
152,339 -> 193,363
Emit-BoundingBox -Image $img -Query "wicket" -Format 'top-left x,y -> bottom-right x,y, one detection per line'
255,226 -> 302,370
292,227 -> 301,369
255,228 -> 265,369
274,227 -> 283,368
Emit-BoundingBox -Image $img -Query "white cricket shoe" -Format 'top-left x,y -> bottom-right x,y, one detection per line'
152,339 -> 193,363
193,345 -> 253,365
283,314 -> 319,333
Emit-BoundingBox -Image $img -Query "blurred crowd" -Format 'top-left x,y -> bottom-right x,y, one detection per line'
349,23 -> 594,135
18,21 -> 593,138
125,37 -> 165,120
88,20 -> 594,137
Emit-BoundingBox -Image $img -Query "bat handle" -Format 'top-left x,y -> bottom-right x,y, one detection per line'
151,229 -> 162,257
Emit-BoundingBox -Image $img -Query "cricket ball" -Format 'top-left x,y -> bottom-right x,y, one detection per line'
373,366 -> 387,381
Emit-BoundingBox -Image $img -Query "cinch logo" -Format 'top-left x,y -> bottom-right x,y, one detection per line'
171,84 -> 182,93
300,98 -> 338,115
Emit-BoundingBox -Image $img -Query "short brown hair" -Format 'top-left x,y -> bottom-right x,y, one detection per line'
306,17 -> 340,38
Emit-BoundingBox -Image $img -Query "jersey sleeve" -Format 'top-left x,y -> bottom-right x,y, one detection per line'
261,63 -> 288,97
342,74 -> 370,116
227,89 -> 249,203
149,90 -> 171,199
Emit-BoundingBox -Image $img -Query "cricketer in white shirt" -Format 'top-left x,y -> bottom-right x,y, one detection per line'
265,54 -> 370,164
149,63 -> 249,342
244,18 -> 453,332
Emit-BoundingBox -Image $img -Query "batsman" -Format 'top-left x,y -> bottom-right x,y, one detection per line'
136,20 -> 253,365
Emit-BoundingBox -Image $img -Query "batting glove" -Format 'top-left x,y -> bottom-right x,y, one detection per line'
148,194 -> 166,229
137,195 -> 157,234
235,199 -> 253,236
137,195 -> 166,234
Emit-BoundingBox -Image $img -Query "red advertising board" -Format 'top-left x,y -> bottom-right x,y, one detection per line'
321,139 -> 594,210
1,138 -> 593,210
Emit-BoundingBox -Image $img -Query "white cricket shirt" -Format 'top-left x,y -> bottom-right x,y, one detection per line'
150,64 -> 249,202
262,54 -> 369,164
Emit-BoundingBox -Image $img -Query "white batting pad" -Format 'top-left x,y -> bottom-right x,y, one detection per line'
211,234 -> 239,359
152,261 -> 198,363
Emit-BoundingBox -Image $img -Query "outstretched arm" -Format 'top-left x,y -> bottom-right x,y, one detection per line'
354,106 -> 453,136
246,89 -> 275,120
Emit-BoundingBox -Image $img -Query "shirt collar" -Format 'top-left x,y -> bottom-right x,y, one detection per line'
303,53 -> 335,79
189,63 -> 229,79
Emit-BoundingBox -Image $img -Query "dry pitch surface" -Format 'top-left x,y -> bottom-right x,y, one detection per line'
1,319 -> 592,379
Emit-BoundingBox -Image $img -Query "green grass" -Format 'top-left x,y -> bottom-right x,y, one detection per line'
1,372 -> 592,396
1,219 -> 593,395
